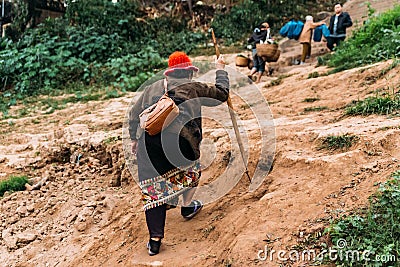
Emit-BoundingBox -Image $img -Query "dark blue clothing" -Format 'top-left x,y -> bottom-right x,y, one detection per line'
280,20 -> 304,40
328,12 -> 352,36
327,12 -> 352,51
248,28 -> 270,73
313,24 -> 330,42
252,48 -> 266,73
248,28 -> 269,49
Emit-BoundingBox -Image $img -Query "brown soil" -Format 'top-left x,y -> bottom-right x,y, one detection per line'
1,1 -> 399,266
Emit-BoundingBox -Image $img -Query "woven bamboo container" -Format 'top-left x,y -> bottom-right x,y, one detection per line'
235,55 -> 249,67
256,43 -> 278,58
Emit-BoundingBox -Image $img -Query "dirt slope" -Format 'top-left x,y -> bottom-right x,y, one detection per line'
1,1 -> 399,267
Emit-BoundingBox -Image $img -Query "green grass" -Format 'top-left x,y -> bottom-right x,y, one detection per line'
307,72 -> 320,79
318,134 -> 359,151
0,175 -> 28,197
265,74 -> 293,88
346,95 -> 400,116
304,106 -> 328,112
103,135 -> 121,144
327,170 -> 400,266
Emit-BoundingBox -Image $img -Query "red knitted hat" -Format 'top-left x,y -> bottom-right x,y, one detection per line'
164,51 -> 199,76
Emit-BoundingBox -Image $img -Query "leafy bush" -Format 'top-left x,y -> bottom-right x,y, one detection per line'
0,0 -> 207,115
65,0 -> 206,57
328,5 -> 400,71
65,0 -> 142,40
0,175 -> 28,197
327,171 -> 400,266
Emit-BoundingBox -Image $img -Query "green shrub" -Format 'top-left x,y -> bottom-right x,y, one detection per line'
318,133 -> 359,150
0,0 -> 206,115
327,171 -> 400,266
0,175 -> 28,197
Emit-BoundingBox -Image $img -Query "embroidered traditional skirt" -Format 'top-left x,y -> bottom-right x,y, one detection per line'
136,132 -> 200,211
139,162 -> 201,211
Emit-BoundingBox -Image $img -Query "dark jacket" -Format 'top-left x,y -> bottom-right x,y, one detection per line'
129,70 -> 229,159
248,28 -> 270,49
328,12 -> 353,35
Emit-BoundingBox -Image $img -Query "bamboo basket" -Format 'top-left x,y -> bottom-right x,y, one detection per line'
235,55 -> 249,67
261,49 -> 281,62
267,49 -> 281,62
256,43 -> 278,58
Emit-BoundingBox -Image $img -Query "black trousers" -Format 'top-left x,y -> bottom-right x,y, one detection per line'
327,36 -> 346,51
137,132 -> 196,238
146,204 -> 167,238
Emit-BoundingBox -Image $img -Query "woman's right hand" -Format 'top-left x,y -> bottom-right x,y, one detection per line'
215,56 -> 225,70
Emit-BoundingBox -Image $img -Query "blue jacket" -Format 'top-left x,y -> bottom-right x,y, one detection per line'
280,20 -> 296,37
280,20 -> 304,40
313,24 -> 330,42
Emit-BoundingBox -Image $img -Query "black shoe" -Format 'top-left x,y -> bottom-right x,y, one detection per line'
181,200 -> 203,220
147,238 -> 161,256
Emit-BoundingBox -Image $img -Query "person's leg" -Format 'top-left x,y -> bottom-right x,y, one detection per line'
249,67 -> 257,76
255,57 -> 265,83
137,133 -> 174,255
301,43 -> 308,62
145,205 -> 167,239
307,43 -> 312,58
145,204 -> 166,255
335,36 -> 346,48
182,188 -> 196,206
327,37 -> 335,51
255,72 -> 262,83
249,49 -> 259,76
265,62 -> 271,76
253,52 -> 261,70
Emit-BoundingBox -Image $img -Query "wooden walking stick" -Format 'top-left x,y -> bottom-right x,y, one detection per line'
211,28 -> 251,182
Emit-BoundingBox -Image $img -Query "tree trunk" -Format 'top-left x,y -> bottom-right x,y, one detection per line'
225,0 -> 231,12
187,0 -> 193,16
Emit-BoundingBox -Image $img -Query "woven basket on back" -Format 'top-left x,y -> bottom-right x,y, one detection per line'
235,55 -> 249,67
269,49 -> 280,62
256,43 -> 278,58
262,49 -> 280,62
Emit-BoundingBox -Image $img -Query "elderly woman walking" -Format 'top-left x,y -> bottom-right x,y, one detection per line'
128,51 -> 229,256
298,16 -> 325,65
